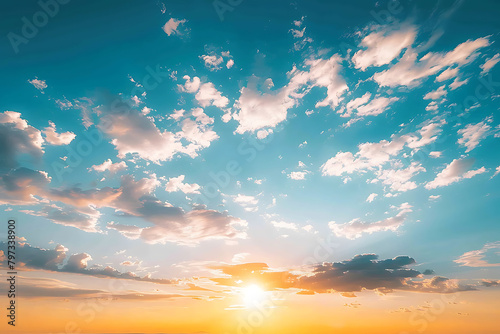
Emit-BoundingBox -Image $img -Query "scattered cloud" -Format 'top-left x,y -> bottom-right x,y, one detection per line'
162,18 -> 187,36
90,159 -> 127,174
43,121 -> 76,146
329,203 -> 412,239
480,53 -> 500,75
425,158 -> 486,189
28,78 -> 47,92
457,118 -> 492,152
165,175 -> 201,194
455,242 -> 500,267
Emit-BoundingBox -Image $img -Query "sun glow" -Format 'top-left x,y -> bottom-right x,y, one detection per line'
242,284 -> 266,308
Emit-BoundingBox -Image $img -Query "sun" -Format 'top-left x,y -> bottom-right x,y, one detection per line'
242,284 -> 266,308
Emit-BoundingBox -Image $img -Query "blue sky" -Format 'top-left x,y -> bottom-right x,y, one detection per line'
1,1 -> 500,327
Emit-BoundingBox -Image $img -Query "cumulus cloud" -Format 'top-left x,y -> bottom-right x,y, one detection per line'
178,76 -> 229,109
90,159 -> 127,173
43,121 -> 76,145
425,158 -> 486,189
233,54 -> 347,134
0,167 -> 50,205
201,54 -> 224,70
231,194 -> 259,212
270,220 -> 298,231
0,111 -> 44,169
328,203 -> 412,239
288,171 -> 309,180
200,50 -> 233,71
97,97 -> 218,162
99,106 -> 184,162
162,18 -> 187,36
455,242 -> 500,267
165,175 -> 201,194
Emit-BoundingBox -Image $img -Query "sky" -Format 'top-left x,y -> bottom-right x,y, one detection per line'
0,0 -> 500,333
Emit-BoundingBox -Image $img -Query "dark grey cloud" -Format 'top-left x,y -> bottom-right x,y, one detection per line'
2,242 -> 173,285
209,254 -> 478,295
298,254 -> 420,294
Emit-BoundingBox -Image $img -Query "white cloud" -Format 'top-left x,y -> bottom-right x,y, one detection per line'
457,118 -> 492,152
429,195 -> 441,200
356,96 -> 399,117
455,242 -> 500,267
288,171 -> 309,180
373,37 -> 490,87
270,220 -> 298,230
352,25 -> 416,71
162,18 -> 187,36
201,54 -> 224,70
321,135 -> 408,176
90,159 -> 127,173
201,50 -> 233,71
99,108 -> 184,162
480,53 -> 500,75
341,92 -> 371,117
435,67 -> 459,82
449,77 -> 469,90
165,175 -> 201,194
234,54 -> 347,134
329,203 -> 412,239
429,151 -> 442,158
179,76 -> 229,109
366,193 -> 378,203
233,194 -> 258,206
43,121 -> 76,146
28,78 -> 47,92
492,166 -> 500,178
425,158 -> 486,189
256,129 -> 273,139
234,84 -> 296,134
376,162 -> 426,192
232,194 -> 259,212
423,85 -> 447,100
